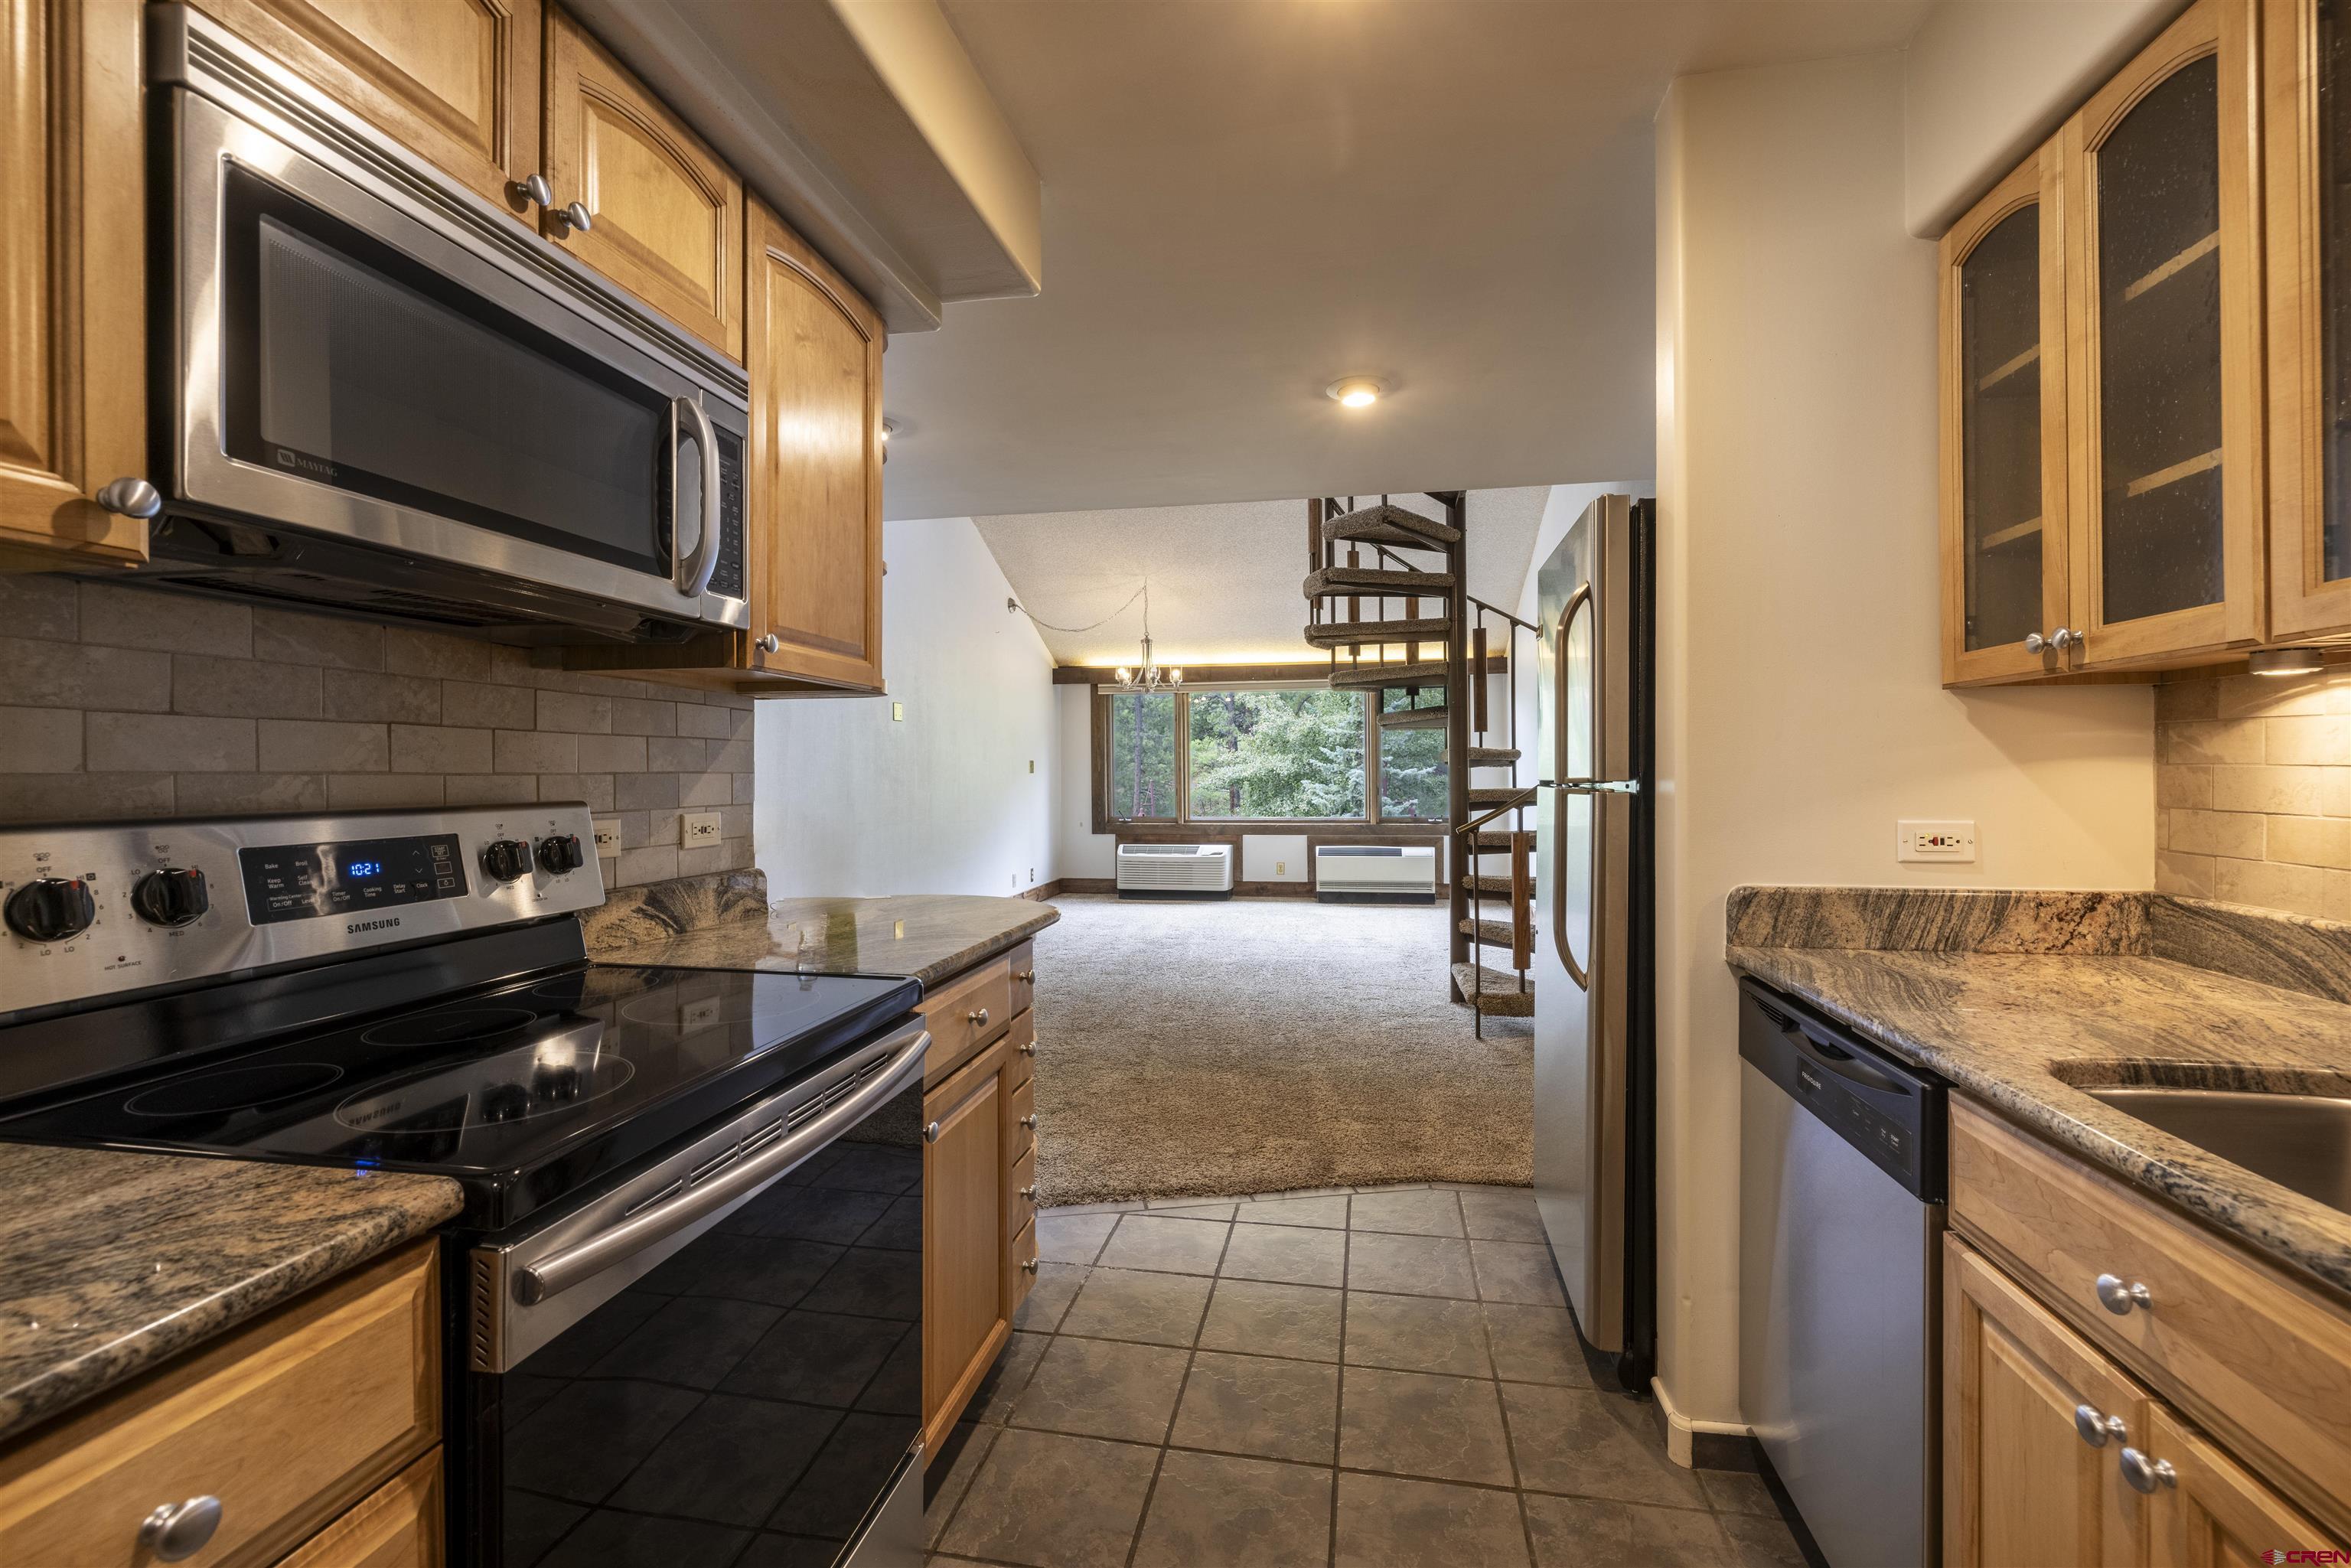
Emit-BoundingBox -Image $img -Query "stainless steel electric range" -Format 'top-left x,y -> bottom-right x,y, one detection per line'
0,805 -> 929,1568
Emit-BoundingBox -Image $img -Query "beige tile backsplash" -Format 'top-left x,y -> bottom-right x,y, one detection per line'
2156,662 -> 2351,921
0,574 -> 753,887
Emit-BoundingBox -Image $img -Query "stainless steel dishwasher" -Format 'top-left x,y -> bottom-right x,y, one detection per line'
1738,977 -> 1946,1568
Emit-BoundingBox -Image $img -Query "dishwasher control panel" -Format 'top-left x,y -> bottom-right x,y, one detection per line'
1736,978 -> 1947,1201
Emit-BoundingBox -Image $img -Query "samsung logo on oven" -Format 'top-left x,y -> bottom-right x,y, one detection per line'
274,447 -> 337,481
347,917 -> 401,934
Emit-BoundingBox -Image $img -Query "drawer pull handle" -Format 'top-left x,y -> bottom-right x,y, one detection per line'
1021,1185 -> 1038,1200
923,1120 -> 941,1143
2118,1447 -> 2177,1495
1019,1113 -> 1038,1130
139,1497 -> 223,1562
968,1007 -> 990,1027
1017,969 -> 1036,983
2094,1273 -> 2153,1315
2073,1404 -> 2124,1449
1021,1258 -> 1039,1273
1019,1042 -> 1036,1057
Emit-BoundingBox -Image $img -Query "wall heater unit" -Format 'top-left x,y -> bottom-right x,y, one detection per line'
1314,845 -> 1437,903
1115,843 -> 1235,898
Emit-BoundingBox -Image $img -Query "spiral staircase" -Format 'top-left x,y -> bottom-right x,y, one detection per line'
1301,493 -> 1541,1033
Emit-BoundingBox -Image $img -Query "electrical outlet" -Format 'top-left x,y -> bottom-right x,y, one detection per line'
892,702 -> 904,722
591,817 -> 621,856
1898,820 -> 1977,863
680,811 -> 722,846
1029,759 -> 1035,774
1277,860 -> 1286,876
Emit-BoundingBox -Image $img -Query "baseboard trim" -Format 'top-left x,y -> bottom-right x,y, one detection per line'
1650,1374 -> 1754,1470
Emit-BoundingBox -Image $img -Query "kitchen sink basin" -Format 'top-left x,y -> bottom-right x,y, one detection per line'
2083,1086 -> 2351,1214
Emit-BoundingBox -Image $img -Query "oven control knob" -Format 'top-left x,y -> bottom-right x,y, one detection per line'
131,866 -> 210,927
5,876 -> 97,943
481,839 -> 533,883
536,834 -> 585,876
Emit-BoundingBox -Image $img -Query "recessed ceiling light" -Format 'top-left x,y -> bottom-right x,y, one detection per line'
1325,377 -> 1386,409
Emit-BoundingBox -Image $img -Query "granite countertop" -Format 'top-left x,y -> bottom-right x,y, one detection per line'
0,1143 -> 459,1442
593,884 -> 1058,991
1726,888 -> 2351,1302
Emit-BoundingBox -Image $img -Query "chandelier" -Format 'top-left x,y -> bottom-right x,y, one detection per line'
1113,582 -> 1182,692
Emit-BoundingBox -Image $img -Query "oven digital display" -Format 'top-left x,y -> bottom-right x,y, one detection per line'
240,833 -> 468,925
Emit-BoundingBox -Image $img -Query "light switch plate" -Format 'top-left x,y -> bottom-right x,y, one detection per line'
892,702 -> 905,722
1898,820 -> 1977,863
591,817 -> 621,856
680,811 -> 722,846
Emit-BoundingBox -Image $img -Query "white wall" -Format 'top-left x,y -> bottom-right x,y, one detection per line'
1903,0 -> 2180,236
754,517 -> 1059,898
1654,52 -> 2155,1427
1054,684 -> 1115,880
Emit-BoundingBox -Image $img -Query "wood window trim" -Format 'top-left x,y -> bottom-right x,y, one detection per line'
1089,685 -> 1449,834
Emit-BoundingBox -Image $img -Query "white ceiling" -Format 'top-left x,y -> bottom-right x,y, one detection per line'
878,0 -> 1935,520
974,487 -> 1554,667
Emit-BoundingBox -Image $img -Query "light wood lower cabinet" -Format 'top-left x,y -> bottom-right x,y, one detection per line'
275,1449 -> 444,1568
920,948 -> 1042,1461
1945,1102 -> 2351,1563
0,1240 -> 441,1568
0,0 -> 148,573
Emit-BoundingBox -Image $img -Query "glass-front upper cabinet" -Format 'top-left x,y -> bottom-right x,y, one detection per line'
2062,0 -> 2265,666
2268,0 -> 2351,636
1939,145 -> 2070,685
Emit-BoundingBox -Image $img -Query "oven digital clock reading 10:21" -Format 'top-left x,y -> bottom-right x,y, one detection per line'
239,833 -> 470,924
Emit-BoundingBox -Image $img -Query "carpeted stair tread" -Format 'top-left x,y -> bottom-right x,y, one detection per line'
1469,830 -> 1523,850
1303,565 -> 1457,598
1331,659 -> 1449,691
1321,502 -> 1462,549
1466,785 -> 1534,807
1454,746 -> 1521,767
1458,917 -> 1523,947
1377,706 -> 1449,732
1460,872 -> 1521,895
1453,962 -> 1534,1015
1305,616 -> 1451,649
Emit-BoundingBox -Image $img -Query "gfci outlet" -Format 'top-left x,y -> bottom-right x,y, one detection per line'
591,817 -> 621,856
1898,820 -> 1977,863
680,811 -> 722,846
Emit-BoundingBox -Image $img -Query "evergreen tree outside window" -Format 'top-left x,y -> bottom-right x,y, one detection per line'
1100,685 -> 1448,824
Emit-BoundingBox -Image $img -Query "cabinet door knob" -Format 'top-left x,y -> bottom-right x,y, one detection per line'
551,200 -> 592,233
514,172 -> 554,207
1020,1185 -> 1038,1201
757,633 -> 781,654
1019,1113 -> 1037,1130
96,478 -> 162,519
968,1007 -> 990,1027
2118,1447 -> 2177,1495
1021,1258 -> 1039,1274
139,1497 -> 223,1561
923,1120 -> 941,1143
2072,1403 -> 2124,1449
1016,969 -> 1035,983
1019,1042 -> 1035,1057
2094,1273 -> 2153,1315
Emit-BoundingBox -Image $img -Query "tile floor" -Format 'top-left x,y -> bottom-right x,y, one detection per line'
924,1185 -> 1805,1568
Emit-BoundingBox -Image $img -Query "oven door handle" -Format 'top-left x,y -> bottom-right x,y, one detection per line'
514,1025 -> 928,1306
669,393 -> 722,600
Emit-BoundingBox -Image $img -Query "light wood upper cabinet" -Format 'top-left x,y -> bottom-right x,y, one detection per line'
1940,143 -> 2071,684
2063,0 -> 2266,669
746,198 -> 887,693
187,0 -> 542,221
0,0 -> 148,572
542,7 -> 742,361
1944,1235 -> 2150,1568
2265,0 -> 2351,637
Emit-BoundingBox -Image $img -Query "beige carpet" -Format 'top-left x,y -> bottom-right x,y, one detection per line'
1029,895 -> 1532,1205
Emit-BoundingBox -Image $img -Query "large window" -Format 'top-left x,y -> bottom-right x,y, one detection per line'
1099,684 -> 1446,825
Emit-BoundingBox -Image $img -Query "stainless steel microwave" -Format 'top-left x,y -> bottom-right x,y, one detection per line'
138,7 -> 749,644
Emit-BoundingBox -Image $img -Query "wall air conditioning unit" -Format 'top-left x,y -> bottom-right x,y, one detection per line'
1115,843 -> 1234,898
1314,845 -> 1437,904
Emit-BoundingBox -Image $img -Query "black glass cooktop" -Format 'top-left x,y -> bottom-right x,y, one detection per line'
0,964 -> 918,1228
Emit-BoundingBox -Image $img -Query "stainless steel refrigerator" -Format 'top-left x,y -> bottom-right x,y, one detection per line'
1533,493 -> 1656,1384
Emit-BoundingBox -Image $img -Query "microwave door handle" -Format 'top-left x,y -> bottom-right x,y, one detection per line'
670,394 -> 722,599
